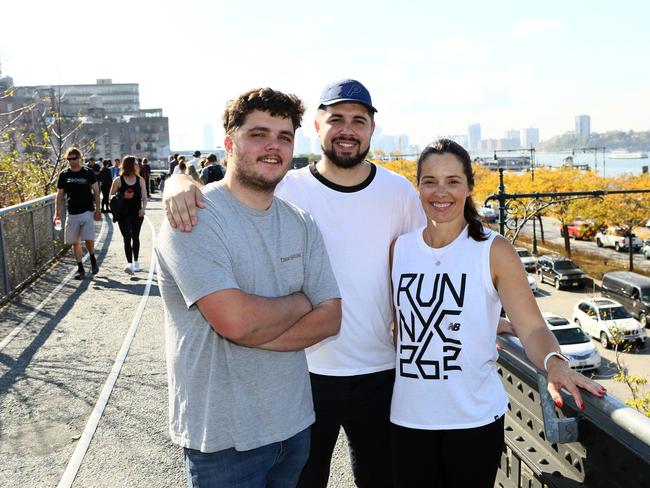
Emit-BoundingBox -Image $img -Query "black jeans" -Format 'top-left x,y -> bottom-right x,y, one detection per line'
297,370 -> 395,488
117,215 -> 144,262
391,416 -> 504,488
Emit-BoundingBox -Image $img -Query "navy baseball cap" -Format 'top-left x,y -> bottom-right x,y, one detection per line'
318,79 -> 377,113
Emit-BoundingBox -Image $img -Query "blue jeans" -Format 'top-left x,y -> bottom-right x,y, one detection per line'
184,428 -> 310,488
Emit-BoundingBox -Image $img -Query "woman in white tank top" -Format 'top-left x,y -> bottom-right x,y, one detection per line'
389,139 -> 606,488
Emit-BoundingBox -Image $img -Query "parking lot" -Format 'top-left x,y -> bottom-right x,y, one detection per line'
529,274 -> 649,402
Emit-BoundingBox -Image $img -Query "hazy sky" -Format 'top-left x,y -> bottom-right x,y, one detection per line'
2,0 -> 649,149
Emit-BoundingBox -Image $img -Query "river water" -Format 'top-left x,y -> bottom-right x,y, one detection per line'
474,151 -> 648,178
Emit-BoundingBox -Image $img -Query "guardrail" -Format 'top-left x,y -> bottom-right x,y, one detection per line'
0,194 -> 65,302
496,335 -> 650,487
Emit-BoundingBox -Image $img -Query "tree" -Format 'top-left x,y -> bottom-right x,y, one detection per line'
600,174 -> 650,271
0,84 -> 95,203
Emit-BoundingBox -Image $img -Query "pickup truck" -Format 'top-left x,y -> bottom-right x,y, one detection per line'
561,221 -> 596,240
595,227 -> 642,252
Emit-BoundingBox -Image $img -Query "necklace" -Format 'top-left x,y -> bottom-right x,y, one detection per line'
423,227 -> 443,266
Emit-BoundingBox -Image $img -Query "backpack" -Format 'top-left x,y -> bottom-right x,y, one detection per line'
201,164 -> 225,184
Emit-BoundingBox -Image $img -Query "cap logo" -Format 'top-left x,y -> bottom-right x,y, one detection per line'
345,84 -> 362,97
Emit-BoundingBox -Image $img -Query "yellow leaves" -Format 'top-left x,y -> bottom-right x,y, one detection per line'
472,167 -> 649,228
373,159 -> 417,186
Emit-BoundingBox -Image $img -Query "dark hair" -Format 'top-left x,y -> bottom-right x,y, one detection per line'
142,158 -> 148,165
222,87 -> 305,134
206,153 -> 217,163
102,160 -> 111,168
120,155 -> 139,176
416,138 -> 487,242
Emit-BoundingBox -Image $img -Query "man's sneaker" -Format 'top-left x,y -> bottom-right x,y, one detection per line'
132,261 -> 142,272
74,269 -> 85,280
124,263 -> 134,275
91,262 -> 99,274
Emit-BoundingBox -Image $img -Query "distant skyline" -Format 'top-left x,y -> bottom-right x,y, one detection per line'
2,1 -> 649,150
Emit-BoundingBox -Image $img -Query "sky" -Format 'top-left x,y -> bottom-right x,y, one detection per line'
2,0 -> 649,150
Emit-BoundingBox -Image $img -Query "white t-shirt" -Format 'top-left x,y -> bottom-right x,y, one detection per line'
276,163 -> 425,376
390,227 -> 509,429
172,157 -> 201,175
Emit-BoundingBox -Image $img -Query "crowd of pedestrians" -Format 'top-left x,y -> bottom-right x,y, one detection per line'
55,149 -> 224,277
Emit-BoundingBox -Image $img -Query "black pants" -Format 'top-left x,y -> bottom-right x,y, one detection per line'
117,215 -> 144,262
297,370 -> 395,488
101,187 -> 110,212
391,416 -> 505,488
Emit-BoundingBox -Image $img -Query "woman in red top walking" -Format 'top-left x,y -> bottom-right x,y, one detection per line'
109,155 -> 148,274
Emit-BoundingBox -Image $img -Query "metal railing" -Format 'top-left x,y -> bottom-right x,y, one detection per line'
496,335 -> 650,487
0,194 -> 65,301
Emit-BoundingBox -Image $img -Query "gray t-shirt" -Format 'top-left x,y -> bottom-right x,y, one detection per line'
155,183 -> 339,453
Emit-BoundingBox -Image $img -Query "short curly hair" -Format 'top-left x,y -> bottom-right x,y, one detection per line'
222,87 -> 305,135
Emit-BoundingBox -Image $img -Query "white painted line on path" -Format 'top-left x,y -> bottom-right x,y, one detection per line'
0,216 -> 108,353
57,216 -> 157,488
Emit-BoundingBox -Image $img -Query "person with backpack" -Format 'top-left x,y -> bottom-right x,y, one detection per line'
199,153 -> 226,185
109,155 -> 148,275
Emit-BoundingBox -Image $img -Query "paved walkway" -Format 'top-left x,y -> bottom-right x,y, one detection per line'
0,195 -> 354,487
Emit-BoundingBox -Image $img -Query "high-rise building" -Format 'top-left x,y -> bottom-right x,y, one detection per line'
505,130 -> 520,146
575,114 -> 591,139
203,124 -> 214,150
293,128 -> 312,155
468,123 -> 481,151
6,78 -> 170,164
521,127 -> 540,147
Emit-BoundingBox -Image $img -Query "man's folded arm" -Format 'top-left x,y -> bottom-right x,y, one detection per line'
196,288 -> 312,346
256,298 -> 342,352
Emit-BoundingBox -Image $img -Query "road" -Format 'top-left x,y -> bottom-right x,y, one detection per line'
531,275 -> 649,402
514,217 -> 650,271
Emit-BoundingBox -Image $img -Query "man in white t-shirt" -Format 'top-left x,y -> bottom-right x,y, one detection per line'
163,80 -> 425,488
187,150 -> 202,172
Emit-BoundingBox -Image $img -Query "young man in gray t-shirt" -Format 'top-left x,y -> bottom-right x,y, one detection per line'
156,88 -> 341,488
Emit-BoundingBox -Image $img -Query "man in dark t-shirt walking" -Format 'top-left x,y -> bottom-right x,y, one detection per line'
54,147 -> 102,279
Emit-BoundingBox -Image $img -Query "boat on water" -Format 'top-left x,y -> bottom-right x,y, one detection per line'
609,150 -> 648,159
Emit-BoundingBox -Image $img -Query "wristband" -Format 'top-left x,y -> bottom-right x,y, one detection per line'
543,351 -> 569,371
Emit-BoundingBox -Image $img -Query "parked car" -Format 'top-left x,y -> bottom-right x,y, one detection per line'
572,297 -> 646,349
601,271 -> 650,327
478,206 -> 497,223
542,312 -> 601,371
595,227 -> 642,252
536,254 -> 586,290
642,239 -> 650,260
527,274 -> 537,294
516,247 -> 537,272
560,220 -> 597,241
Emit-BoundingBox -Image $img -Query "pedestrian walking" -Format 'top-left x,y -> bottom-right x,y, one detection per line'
97,160 -> 113,213
109,155 -> 148,274
54,147 -> 101,279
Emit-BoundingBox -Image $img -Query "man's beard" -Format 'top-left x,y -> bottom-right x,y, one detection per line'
322,137 -> 370,169
233,156 -> 286,193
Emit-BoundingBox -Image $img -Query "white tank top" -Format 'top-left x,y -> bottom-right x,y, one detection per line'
390,226 -> 509,429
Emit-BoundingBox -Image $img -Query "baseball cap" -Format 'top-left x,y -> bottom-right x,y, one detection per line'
318,79 -> 377,113
193,150 -> 201,157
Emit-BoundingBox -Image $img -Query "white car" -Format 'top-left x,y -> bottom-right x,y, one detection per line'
527,274 -> 537,294
516,247 -> 537,272
542,312 -> 601,371
572,298 -> 646,349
